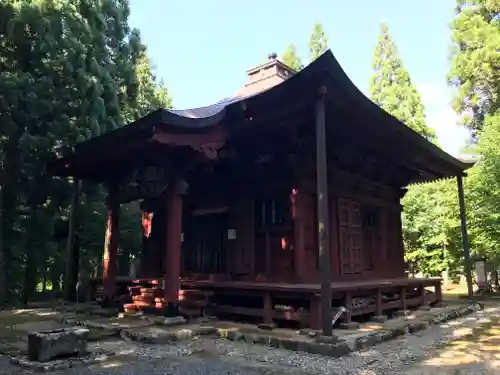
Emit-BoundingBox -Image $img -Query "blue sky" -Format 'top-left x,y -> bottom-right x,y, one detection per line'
129,0 -> 469,156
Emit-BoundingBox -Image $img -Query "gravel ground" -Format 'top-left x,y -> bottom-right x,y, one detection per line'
2,305 -> 500,375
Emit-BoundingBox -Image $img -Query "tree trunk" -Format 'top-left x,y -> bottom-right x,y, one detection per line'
0,142 -> 22,304
0,186 -> 15,305
0,172 -> 4,305
42,273 -> 47,293
493,269 -> 499,291
22,232 -> 38,305
49,263 -> 62,293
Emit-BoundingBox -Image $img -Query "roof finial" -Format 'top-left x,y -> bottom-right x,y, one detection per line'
268,52 -> 277,60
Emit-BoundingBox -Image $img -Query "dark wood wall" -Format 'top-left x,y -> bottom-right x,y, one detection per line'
142,159 -> 407,283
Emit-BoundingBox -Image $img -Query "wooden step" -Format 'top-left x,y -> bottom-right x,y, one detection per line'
139,288 -> 163,298
123,303 -> 138,311
132,295 -> 154,303
132,300 -> 155,308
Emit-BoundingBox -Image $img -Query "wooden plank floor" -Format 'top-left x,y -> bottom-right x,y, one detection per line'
181,277 -> 441,293
91,276 -> 441,293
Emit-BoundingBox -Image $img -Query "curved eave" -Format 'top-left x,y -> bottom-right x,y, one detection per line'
48,49 -> 471,181
311,50 -> 471,176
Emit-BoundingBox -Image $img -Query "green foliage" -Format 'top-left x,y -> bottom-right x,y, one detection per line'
448,0 -> 500,138
281,44 -> 302,71
370,23 -> 436,141
281,23 -> 328,71
122,51 -> 172,122
465,112 -> 500,262
403,181 -> 463,277
448,0 -> 500,268
0,0 -> 171,304
369,22 -> 460,277
309,23 -> 328,61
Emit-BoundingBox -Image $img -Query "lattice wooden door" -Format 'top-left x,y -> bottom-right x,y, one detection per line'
338,198 -> 363,274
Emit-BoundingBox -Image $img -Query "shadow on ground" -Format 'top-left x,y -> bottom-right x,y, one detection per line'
404,305 -> 500,374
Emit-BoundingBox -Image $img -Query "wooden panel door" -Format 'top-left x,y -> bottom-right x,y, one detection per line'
338,199 -> 363,274
254,193 -> 293,280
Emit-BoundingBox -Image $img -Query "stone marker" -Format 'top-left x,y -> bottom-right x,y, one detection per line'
28,327 -> 89,362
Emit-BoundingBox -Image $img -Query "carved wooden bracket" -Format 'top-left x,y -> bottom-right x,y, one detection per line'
192,142 -> 223,160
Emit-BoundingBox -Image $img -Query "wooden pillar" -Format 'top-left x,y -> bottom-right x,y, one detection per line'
263,292 -> 273,324
435,281 -> 443,303
309,294 -> 322,330
102,202 -> 120,304
163,180 -> 186,316
457,175 -> 474,299
400,286 -> 407,311
315,85 -> 332,336
293,189 -> 306,282
375,289 -> 382,316
64,178 -> 80,301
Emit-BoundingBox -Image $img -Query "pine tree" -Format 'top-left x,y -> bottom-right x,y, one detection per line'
123,51 -> 172,122
281,44 -> 302,71
449,1 -> 500,264
0,0 -> 172,303
369,23 -> 436,140
449,0 -> 500,139
309,23 -> 328,60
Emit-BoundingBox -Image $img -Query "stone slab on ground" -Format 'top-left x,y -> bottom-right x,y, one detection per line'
63,316 -> 151,332
142,315 -> 187,327
217,303 -> 482,358
11,319 -> 67,335
10,348 -> 114,372
28,327 -> 90,362
121,324 -> 217,344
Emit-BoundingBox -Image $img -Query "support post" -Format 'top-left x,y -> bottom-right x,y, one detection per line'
163,180 -> 186,317
457,175 -> 474,299
102,201 -> 120,305
64,178 -> 80,301
315,86 -> 332,336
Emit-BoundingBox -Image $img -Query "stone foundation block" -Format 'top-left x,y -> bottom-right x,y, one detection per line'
28,328 -> 89,362
338,322 -> 360,330
315,335 -> 339,344
371,315 -> 388,323
393,310 -> 412,317
257,323 -> 276,330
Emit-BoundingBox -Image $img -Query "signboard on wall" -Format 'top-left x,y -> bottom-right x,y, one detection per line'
227,229 -> 236,240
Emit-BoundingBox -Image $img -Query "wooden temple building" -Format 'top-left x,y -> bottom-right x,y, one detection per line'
48,51 -> 473,335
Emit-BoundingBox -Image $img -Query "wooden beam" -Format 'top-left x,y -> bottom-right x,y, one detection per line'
64,178 -> 80,301
315,86 -> 332,336
457,175 -> 474,299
